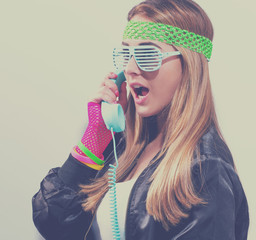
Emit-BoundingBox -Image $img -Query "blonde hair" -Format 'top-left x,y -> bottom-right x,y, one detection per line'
80,0 -> 225,230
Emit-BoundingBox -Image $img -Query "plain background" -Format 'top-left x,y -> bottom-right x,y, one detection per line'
0,0 -> 255,239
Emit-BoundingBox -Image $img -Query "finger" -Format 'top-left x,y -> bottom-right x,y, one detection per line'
107,72 -> 118,79
100,72 -> 118,86
88,85 -> 117,104
105,72 -> 118,79
100,86 -> 117,103
91,72 -> 119,104
103,79 -> 119,97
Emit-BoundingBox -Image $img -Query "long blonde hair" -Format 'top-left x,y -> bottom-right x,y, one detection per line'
81,0 -> 224,230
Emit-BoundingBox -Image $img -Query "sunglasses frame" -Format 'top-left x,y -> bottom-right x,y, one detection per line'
113,45 -> 181,72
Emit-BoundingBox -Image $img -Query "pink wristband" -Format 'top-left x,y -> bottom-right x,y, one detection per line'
71,147 -> 100,165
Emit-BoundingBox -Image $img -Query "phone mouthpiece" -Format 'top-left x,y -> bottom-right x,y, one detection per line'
102,101 -> 125,132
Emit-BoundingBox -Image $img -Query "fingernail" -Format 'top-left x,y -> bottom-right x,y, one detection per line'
115,90 -> 119,97
114,101 -> 118,104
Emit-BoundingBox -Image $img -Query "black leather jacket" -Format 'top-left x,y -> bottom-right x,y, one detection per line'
32,125 -> 249,240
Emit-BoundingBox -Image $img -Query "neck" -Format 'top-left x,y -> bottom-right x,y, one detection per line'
145,116 -> 165,146
157,105 -> 169,134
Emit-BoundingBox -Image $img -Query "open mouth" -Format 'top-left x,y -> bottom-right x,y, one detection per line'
134,86 -> 149,98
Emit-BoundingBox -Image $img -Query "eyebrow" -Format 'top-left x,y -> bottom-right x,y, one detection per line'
122,41 -> 162,49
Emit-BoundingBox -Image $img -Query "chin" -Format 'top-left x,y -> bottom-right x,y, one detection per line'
136,112 -> 153,118
135,104 -> 169,119
135,108 -> 160,118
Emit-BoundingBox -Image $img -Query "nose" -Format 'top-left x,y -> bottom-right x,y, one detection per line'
124,55 -> 141,75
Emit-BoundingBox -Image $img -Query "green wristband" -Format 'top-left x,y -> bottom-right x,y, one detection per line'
77,141 -> 105,165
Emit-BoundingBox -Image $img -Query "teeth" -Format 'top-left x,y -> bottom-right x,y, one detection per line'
133,85 -> 141,89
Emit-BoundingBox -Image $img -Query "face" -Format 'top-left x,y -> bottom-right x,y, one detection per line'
123,16 -> 183,118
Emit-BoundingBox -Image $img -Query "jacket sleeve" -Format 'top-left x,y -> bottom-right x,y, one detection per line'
32,132 -> 125,240
170,156 -> 249,240
32,154 -> 99,240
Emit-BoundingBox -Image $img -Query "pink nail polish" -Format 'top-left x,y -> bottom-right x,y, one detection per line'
115,90 -> 119,97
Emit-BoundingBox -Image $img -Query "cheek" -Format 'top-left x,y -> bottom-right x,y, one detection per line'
159,81 -> 180,106
156,65 -> 182,102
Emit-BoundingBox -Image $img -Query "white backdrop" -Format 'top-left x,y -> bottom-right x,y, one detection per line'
0,0 -> 255,239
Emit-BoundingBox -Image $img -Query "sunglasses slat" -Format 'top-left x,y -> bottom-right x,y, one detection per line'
113,45 -> 180,72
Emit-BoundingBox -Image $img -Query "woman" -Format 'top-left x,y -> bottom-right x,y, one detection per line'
32,0 -> 249,239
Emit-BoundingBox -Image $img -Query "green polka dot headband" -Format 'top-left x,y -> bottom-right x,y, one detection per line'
123,21 -> 213,61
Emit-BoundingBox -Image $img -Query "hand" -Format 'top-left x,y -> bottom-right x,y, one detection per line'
89,72 -> 128,113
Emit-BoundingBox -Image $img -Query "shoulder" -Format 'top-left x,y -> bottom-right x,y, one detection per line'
173,126 -> 249,239
192,124 -> 236,187
191,125 -> 248,211
196,124 -> 234,167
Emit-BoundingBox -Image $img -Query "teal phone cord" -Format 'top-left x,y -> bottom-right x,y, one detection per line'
108,128 -> 121,240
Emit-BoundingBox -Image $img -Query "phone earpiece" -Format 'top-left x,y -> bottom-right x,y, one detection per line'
101,71 -> 126,132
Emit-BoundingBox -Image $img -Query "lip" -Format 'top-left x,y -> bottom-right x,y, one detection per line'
129,82 -> 150,105
129,82 -> 149,90
134,92 -> 149,104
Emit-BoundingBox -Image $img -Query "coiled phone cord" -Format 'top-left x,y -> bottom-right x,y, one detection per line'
108,127 -> 121,240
